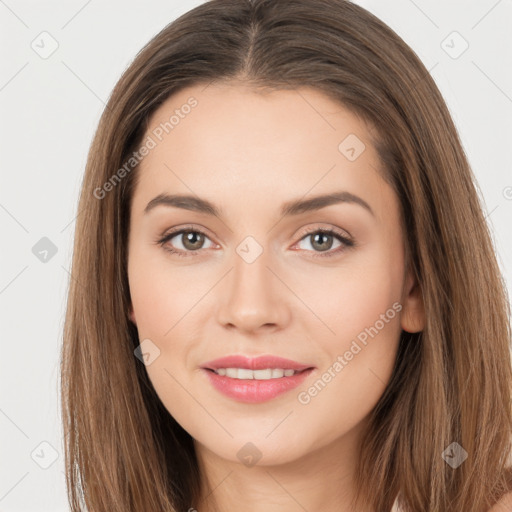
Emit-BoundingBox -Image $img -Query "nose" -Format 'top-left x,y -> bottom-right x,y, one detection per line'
216,244 -> 291,334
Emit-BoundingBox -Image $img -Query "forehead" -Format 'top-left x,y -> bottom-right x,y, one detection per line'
132,82 -> 388,219
145,81 -> 376,156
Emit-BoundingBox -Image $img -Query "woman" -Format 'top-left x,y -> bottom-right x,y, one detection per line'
60,0 -> 512,510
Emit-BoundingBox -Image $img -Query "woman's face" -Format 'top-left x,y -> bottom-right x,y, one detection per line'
127,82 -> 424,466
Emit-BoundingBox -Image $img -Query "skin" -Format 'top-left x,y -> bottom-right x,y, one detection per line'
127,81 -> 425,512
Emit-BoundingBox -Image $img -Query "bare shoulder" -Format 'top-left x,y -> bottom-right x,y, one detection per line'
488,491 -> 512,511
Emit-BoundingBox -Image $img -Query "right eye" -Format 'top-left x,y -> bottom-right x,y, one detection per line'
158,227 -> 215,257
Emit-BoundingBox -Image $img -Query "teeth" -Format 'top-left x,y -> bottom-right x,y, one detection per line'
213,368 -> 299,379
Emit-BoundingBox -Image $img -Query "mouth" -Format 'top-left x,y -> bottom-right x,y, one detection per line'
200,354 -> 316,403
203,367 -> 310,379
201,354 -> 314,372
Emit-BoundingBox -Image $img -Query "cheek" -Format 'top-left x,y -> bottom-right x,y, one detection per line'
292,303 -> 401,450
129,276 -> 172,339
329,267 -> 400,343
293,247 -> 403,348
128,245 -> 203,338
127,253 -> 199,423
127,247 -> 208,381
292,245 -> 403,420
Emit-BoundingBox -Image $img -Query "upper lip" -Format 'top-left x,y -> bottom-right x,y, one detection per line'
201,355 -> 314,372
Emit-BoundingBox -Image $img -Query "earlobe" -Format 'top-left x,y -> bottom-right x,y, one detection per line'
128,305 -> 136,325
400,271 -> 425,333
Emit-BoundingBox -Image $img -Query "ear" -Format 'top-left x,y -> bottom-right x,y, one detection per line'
400,269 -> 425,333
128,304 -> 137,325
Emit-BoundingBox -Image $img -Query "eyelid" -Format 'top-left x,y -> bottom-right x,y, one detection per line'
294,223 -> 353,242
158,223 -> 214,240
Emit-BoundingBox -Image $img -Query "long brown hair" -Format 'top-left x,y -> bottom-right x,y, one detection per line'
60,0 -> 512,510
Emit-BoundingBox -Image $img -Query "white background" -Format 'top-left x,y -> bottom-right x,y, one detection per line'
1,0 -> 511,510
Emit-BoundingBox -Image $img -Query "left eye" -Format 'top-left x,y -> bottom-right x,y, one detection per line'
296,230 -> 346,253
293,229 -> 354,258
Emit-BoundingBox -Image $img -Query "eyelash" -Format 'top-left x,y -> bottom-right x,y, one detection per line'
156,225 -> 355,259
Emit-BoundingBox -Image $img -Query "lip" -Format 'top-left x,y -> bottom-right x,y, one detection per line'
200,355 -> 315,403
201,355 -> 313,372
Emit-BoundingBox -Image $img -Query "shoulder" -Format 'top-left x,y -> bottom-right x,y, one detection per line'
488,491 -> 512,511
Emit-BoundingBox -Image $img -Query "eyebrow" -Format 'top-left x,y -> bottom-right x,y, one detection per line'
144,191 -> 374,218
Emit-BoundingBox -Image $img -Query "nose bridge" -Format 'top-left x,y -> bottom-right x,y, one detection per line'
232,239 -> 271,298
217,234 -> 289,331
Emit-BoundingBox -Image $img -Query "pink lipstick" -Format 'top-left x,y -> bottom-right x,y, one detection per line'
200,355 -> 315,403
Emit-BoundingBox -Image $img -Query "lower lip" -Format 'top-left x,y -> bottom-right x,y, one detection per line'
201,368 -> 315,403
